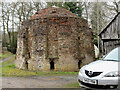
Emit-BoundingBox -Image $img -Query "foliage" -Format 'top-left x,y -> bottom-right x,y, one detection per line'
47,2 -> 83,18
63,2 -> 83,17
47,2 -> 63,8
94,38 -> 98,46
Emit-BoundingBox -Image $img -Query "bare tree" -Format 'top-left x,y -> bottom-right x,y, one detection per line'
1,2 -> 6,47
0,2 -> 46,53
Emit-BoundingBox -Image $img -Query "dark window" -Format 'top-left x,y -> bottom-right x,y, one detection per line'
78,60 -> 81,69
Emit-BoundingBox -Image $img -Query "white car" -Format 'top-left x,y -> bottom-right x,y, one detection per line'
78,47 -> 120,89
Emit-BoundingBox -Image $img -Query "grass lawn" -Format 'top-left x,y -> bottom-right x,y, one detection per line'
0,50 -> 79,88
1,52 -> 78,77
0,52 -> 79,88
2,65 -> 78,77
0,55 -> 15,66
0,50 -> 13,60
64,82 -> 80,88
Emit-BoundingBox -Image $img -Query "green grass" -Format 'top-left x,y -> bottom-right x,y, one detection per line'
2,65 -> 37,77
0,50 -> 13,60
0,54 -> 10,60
2,65 -> 78,77
0,55 -> 15,66
1,55 -> 78,77
1,52 -> 78,77
64,82 -> 80,88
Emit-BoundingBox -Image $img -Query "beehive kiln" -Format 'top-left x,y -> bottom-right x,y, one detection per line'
15,7 -> 95,71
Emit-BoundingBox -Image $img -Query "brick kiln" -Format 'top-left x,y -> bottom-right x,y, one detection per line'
15,7 -> 95,71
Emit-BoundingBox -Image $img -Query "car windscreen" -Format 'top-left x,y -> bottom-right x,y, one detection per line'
103,47 -> 120,62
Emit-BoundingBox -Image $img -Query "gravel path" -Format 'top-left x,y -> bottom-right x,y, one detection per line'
1,75 -> 79,88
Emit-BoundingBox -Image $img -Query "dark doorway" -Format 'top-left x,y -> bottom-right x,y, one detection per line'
50,59 -> 55,70
78,60 -> 81,69
25,61 -> 28,69
78,37 -> 80,40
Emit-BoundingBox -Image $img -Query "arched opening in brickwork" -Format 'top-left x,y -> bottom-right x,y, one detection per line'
50,59 -> 55,70
78,60 -> 81,69
25,61 -> 28,69
78,37 -> 80,40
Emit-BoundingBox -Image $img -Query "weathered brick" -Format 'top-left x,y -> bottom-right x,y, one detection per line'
15,7 -> 95,71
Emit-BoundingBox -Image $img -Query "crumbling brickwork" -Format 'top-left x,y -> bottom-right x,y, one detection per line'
15,7 -> 95,71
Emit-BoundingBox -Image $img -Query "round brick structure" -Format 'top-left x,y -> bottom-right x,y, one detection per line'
15,7 -> 95,71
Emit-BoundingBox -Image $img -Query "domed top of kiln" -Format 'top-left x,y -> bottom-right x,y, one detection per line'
30,7 -> 78,19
